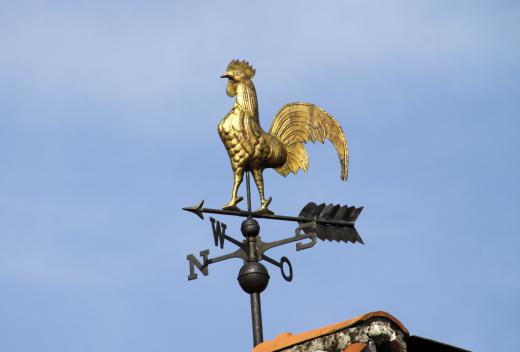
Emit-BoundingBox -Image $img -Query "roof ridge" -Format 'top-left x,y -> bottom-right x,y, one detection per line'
253,311 -> 408,352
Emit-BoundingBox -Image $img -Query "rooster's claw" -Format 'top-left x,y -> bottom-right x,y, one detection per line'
255,197 -> 273,215
222,196 -> 244,211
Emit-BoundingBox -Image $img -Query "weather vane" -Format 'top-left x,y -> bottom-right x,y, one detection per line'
183,59 -> 363,347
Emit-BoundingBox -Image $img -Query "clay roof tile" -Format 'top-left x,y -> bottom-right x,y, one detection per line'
342,342 -> 369,352
253,311 -> 408,352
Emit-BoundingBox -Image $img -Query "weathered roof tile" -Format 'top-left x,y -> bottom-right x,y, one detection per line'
253,311 -> 408,352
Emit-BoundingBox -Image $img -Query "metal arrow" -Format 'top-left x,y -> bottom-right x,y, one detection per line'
183,200 -> 358,227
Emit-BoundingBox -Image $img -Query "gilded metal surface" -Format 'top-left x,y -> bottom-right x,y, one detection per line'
218,59 -> 349,214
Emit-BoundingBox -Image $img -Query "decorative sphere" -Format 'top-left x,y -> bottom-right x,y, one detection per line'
241,218 -> 260,238
237,262 -> 269,294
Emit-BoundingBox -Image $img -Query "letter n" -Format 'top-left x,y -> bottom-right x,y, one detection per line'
186,250 -> 210,280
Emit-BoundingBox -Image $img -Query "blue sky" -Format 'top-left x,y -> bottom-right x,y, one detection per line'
0,1 -> 519,351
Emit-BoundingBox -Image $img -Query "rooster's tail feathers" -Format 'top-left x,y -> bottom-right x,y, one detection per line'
268,102 -> 348,180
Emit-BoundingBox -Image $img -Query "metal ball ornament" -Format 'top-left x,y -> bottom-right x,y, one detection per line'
241,218 -> 260,238
237,261 -> 270,294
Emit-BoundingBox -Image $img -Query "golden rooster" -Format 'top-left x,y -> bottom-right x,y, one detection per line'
218,60 -> 348,214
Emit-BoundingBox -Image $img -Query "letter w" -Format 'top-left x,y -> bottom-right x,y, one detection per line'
210,217 -> 226,249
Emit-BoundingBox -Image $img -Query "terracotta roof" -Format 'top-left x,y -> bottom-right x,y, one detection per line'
342,342 -> 368,352
253,311 -> 408,352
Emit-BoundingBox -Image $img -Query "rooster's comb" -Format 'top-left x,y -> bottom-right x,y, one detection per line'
226,59 -> 256,79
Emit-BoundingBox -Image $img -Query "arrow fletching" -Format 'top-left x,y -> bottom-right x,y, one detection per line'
298,202 -> 364,244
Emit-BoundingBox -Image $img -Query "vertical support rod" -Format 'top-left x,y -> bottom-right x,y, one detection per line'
250,292 -> 264,346
243,171 -> 264,346
246,172 -> 263,345
246,171 -> 252,215
247,215 -> 263,345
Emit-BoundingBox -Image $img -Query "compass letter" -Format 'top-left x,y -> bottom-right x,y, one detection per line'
210,217 -> 226,249
186,249 -> 210,280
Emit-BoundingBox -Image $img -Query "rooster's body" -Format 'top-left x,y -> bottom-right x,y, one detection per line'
218,60 -> 348,214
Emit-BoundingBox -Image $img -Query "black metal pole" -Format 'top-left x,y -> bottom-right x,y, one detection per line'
250,292 -> 263,345
245,170 -> 264,346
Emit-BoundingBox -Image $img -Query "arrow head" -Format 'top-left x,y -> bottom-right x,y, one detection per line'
183,200 -> 205,220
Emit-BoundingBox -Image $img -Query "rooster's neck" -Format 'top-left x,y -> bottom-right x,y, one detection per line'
235,81 -> 259,120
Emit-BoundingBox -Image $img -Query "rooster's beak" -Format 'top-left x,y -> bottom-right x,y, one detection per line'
220,72 -> 232,79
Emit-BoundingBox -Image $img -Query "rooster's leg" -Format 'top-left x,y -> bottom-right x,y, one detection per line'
252,169 -> 273,215
222,167 -> 244,210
